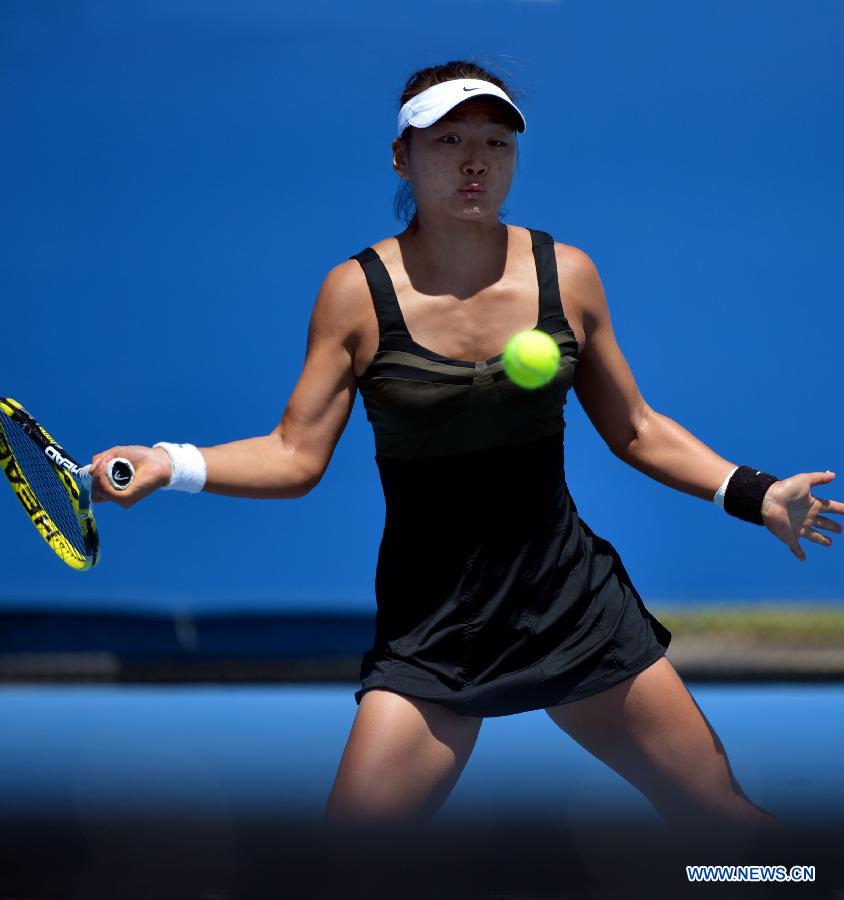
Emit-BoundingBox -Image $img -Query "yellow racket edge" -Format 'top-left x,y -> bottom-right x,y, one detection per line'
0,396 -> 98,571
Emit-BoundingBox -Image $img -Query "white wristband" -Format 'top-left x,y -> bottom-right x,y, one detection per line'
153,442 -> 207,493
713,465 -> 739,510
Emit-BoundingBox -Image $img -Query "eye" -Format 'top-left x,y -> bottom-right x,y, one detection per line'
439,135 -> 508,147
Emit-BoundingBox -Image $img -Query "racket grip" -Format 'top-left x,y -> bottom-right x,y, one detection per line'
76,458 -> 135,491
106,458 -> 135,491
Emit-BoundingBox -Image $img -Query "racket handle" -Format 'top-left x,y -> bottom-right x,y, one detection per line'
107,458 -> 135,491
76,458 -> 135,491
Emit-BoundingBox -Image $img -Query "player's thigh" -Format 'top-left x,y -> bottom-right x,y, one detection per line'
544,656 -> 769,826
325,688 -> 483,822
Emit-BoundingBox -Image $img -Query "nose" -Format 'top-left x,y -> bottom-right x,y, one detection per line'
461,141 -> 488,178
462,158 -> 488,177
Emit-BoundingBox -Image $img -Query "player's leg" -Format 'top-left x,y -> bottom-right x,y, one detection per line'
324,688 -> 483,822
544,656 -> 780,831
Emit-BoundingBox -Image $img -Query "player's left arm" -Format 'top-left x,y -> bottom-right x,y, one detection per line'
558,244 -> 842,559
559,243 -> 734,499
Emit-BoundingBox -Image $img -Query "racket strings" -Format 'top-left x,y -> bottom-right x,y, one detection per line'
0,410 -> 87,554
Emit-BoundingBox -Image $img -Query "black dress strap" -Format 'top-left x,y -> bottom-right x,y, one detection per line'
351,228 -> 568,347
527,228 -> 568,326
349,247 -> 409,343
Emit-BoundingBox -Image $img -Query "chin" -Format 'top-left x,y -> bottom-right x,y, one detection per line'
457,203 -> 491,215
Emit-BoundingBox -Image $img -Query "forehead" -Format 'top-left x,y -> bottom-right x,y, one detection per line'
438,96 -> 517,128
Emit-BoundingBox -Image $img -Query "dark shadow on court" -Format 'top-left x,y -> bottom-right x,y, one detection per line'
1,813 -> 842,900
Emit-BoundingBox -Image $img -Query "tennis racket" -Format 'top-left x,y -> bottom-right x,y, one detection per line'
0,397 -> 135,570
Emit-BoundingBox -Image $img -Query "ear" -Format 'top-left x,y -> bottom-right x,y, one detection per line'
392,138 -> 409,180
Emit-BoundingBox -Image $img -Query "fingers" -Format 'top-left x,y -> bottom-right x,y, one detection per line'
806,470 -> 837,498
812,494 -> 844,518
791,543 -> 807,563
802,527 -> 833,548
803,473 -> 843,547
87,445 -> 171,509
89,447 -> 135,506
811,471 -> 836,485
90,451 -> 123,504
810,514 -> 842,535
767,472 -> 840,564
792,522 -> 836,564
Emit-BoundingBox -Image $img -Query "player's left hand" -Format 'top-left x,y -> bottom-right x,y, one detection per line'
761,471 -> 842,562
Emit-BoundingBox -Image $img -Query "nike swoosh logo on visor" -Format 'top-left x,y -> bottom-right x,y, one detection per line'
463,87 -> 481,91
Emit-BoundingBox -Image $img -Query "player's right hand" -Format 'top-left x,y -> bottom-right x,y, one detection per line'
89,445 -> 172,508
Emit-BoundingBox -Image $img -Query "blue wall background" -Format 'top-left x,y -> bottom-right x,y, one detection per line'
3,0 -> 842,613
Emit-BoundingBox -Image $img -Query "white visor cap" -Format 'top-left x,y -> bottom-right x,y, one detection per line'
397,78 -> 526,139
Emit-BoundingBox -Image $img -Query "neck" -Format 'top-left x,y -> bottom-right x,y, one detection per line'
398,216 -> 509,292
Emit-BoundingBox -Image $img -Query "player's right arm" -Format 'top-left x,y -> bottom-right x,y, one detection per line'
90,260 -> 371,507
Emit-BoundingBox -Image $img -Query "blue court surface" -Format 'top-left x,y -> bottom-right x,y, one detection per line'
1,682 -> 841,824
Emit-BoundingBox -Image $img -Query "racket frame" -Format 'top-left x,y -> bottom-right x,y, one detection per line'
0,396 -> 100,570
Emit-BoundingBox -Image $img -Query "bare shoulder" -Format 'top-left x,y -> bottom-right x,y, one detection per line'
553,241 -> 601,288
304,257 -> 371,365
307,249 -> 382,380
310,257 -> 373,338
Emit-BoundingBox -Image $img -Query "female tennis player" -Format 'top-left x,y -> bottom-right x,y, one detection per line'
90,60 -> 841,833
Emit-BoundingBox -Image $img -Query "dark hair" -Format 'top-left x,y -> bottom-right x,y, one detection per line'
393,60 -> 522,225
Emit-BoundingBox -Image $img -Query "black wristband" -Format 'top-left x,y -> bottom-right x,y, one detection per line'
724,465 -> 779,525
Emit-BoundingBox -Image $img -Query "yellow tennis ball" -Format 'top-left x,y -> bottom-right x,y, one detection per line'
502,329 -> 561,389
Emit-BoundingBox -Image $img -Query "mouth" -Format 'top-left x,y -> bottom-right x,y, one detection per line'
459,187 -> 484,195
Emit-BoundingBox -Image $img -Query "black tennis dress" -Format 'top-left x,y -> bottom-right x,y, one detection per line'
349,228 -> 671,718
